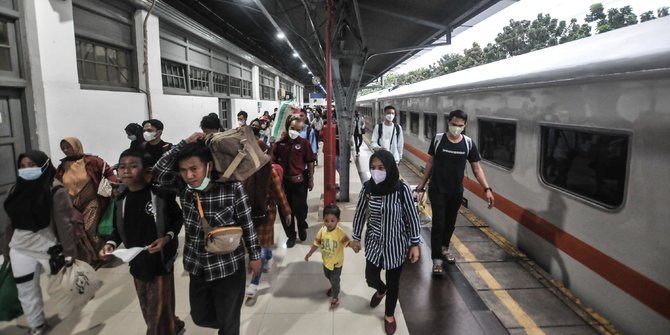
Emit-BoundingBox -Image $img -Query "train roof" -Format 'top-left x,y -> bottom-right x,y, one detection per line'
358,16 -> 670,102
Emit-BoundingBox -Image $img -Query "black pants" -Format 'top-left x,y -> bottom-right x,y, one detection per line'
189,268 -> 245,335
354,131 -> 363,153
323,265 -> 343,298
280,176 -> 309,240
428,190 -> 463,260
365,260 -> 403,317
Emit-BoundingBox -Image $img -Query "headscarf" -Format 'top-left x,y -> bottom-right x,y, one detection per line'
4,150 -> 56,232
366,150 -> 400,196
125,123 -> 145,150
60,137 -> 90,196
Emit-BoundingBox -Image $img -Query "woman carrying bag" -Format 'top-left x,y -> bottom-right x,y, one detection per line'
350,150 -> 422,335
3,151 -> 79,335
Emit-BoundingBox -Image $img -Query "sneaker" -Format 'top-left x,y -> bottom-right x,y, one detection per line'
370,290 -> 386,308
28,324 -> 49,335
298,228 -> 307,242
384,317 -> 397,335
246,283 -> 258,298
286,238 -> 296,248
441,246 -> 456,264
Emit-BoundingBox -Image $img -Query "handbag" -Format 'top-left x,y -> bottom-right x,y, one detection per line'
0,259 -> 23,321
97,162 -> 113,197
47,258 -> 101,319
97,201 -> 115,237
196,193 -> 243,255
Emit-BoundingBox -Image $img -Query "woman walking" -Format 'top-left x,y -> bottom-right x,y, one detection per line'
350,150 -> 422,335
55,137 -> 116,264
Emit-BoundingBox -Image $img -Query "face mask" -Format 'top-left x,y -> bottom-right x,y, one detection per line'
187,163 -> 211,191
288,129 -> 300,140
385,114 -> 395,122
127,135 -> 137,141
238,120 -> 245,127
143,131 -> 156,142
18,159 -> 50,181
448,125 -> 464,136
252,127 -> 261,137
370,170 -> 386,184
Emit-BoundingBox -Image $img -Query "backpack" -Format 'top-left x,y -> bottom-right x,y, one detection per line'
205,126 -> 271,182
376,122 -> 400,146
434,133 -> 472,157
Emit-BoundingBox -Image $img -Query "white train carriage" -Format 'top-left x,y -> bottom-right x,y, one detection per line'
357,17 -> 670,335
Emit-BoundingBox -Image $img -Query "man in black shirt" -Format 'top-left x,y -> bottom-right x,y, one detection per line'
416,110 -> 495,275
142,119 -> 173,167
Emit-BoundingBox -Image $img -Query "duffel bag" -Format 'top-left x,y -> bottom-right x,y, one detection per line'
205,127 -> 270,182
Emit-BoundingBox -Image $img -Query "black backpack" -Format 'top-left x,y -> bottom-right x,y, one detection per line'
376,122 -> 400,146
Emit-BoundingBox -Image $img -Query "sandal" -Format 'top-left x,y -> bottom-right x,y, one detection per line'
432,263 -> 444,275
330,297 -> 339,309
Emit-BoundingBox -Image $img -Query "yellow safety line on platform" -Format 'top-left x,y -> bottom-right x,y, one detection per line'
421,199 -> 545,334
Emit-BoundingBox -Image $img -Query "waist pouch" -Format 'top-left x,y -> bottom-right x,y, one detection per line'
285,174 -> 304,184
204,226 -> 243,255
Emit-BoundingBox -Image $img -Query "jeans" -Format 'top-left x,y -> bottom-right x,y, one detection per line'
251,248 -> 272,285
189,269 -> 245,335
428,190 -> 463,260
354,132 -> 363,153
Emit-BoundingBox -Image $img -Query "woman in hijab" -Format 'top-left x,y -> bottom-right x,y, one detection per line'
350,150 -> 422,335
125,123 -> 145,151
55,137 -> 116,264
3,151 -> 78,335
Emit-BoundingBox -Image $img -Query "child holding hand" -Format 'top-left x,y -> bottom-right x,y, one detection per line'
304,204 -> 358,308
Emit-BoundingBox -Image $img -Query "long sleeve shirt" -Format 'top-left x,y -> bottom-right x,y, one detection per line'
153,140 -> 260,281
352,182 -> 422,270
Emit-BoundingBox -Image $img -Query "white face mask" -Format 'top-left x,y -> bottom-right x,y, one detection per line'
385,114 -> 395,122
238,120 -> 246,127
370,170 -> 386,184
143,131 -> 156,142
288,129 -> 301,140
448,125 -> 464,136
127,135 -> 137,141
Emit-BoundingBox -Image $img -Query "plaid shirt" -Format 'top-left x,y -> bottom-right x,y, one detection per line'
153,140 -> 261,281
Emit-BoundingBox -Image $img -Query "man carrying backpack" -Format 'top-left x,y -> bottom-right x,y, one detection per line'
415,109 -> 495,276
370,105 -> 404,165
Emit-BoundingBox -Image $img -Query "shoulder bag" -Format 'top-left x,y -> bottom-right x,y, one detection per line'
97,162 -> 113,197
196,193 -> 243,255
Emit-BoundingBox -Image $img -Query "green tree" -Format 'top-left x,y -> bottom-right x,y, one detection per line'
640,10 -> 656,22
658,6 -> 669,17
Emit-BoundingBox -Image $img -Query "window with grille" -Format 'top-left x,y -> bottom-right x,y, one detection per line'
213,72 -> 229,94
189,66 -> 210,92
76,39 -> 132,87
229,77 -> 242,96
260,70 -> 275,100
161,59 -> 187,90
242,80 -> 252,98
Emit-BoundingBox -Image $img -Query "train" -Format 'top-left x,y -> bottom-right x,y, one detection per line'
356,17 -> 670,335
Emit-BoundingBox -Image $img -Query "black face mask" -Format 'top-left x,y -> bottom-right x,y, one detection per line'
252,127 -> 261,137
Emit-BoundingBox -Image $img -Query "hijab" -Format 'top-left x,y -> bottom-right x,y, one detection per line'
60,137 -> 90,195
366,150 -> 400,196
4,150 -> 56,232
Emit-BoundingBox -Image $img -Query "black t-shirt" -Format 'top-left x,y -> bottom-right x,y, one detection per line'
144,140 -> 172,167
123,187 -> 166,281
428,135 -> 480,194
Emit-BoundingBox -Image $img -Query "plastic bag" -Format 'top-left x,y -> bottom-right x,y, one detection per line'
416,191 -> 432,225
0,259 -> 23,321
97,201 -> 115,237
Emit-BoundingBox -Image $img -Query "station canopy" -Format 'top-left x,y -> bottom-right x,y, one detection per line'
162,0 -> 514,90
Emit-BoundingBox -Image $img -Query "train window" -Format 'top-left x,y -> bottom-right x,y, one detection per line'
398,110 -> 407,129
73,0 -> 135,88
478,119 -> 516,170
540,126 -> 629,208
410,112 -> 419,135
161,59 -> 187,91
189,66 -> 211,92
424,114 -> 437,140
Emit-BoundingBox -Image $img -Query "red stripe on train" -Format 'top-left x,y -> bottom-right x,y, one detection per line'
405,142 -> 670,319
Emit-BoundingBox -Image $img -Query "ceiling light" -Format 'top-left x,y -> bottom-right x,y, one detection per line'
292,52 -> 299,57
301,64 -> 307,68
276,32 -> 285,39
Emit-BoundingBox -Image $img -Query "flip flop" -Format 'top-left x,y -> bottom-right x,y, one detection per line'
330,298 -> 339,309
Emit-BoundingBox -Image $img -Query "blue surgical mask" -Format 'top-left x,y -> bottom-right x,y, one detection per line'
18,159 -> 50,181
371,170 -> 386,184
188,163 -> 211,191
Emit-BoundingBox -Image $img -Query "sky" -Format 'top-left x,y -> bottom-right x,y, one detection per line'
393,0 -> 670,74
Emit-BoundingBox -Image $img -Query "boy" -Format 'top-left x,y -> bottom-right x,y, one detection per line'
99,150 -> 184,335
304,204 -> 356,308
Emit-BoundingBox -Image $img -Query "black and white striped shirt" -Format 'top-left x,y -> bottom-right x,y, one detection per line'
352,183 -> 422,270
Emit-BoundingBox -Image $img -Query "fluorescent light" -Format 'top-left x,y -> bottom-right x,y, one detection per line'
292,52 -> 299,57
301,64 -> 307,68
276,32 -> 285,39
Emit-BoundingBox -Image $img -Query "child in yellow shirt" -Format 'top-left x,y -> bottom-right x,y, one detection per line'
304,204 -> 356,308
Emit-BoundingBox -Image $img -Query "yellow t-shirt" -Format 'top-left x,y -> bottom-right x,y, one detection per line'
314,226 -> 350,270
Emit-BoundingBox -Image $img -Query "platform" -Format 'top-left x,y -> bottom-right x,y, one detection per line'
0,139 -> 606,335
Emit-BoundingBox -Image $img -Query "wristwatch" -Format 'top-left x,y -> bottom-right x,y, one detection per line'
484,187 -> 493,193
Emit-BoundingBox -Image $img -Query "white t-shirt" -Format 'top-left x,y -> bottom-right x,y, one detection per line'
381,124 -> 395,150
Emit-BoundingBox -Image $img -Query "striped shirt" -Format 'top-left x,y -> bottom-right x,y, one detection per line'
153,140 -> 261,281
352,182 -> 422,270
